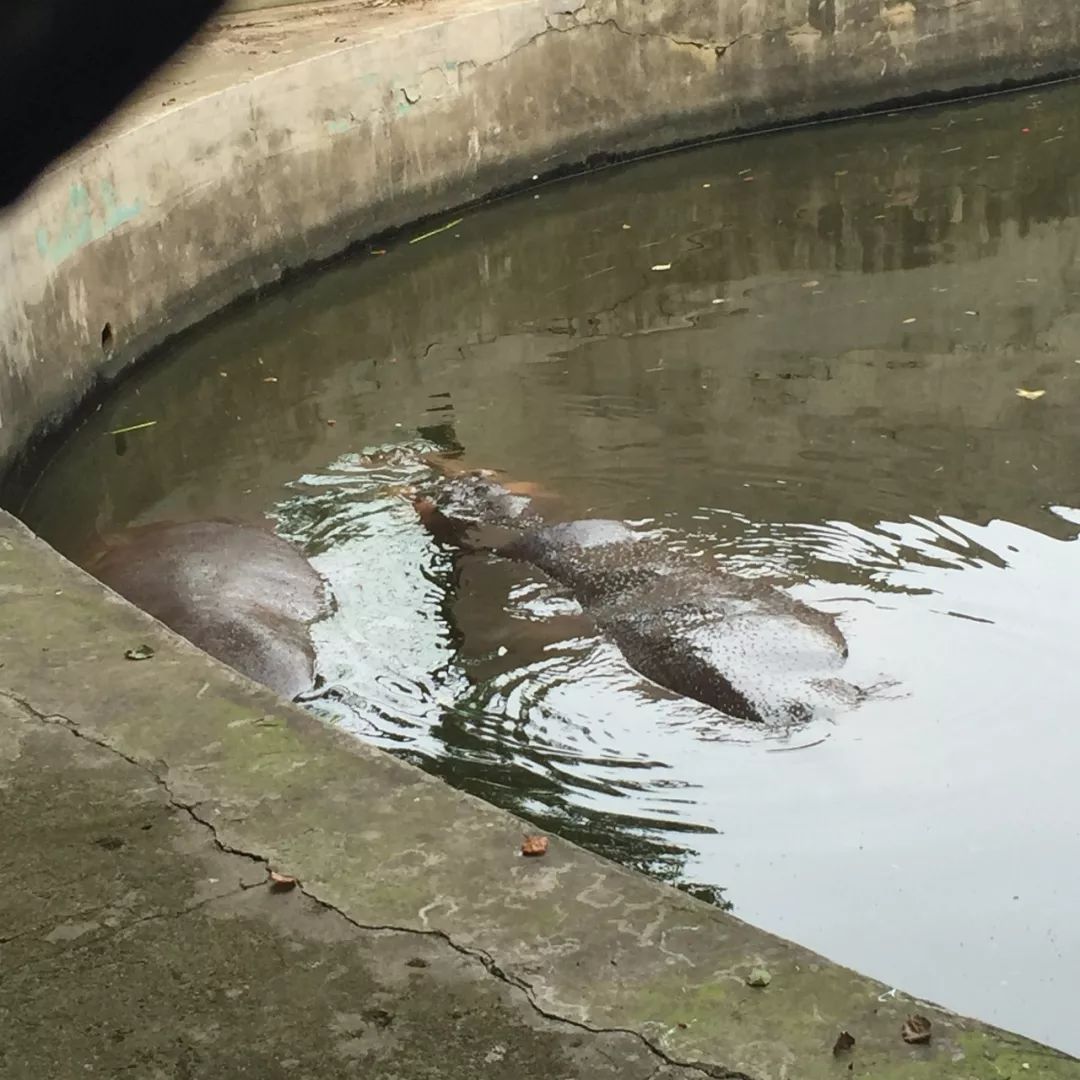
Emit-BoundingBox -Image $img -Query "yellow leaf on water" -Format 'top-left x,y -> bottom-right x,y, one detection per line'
1016,388 -> 1046,400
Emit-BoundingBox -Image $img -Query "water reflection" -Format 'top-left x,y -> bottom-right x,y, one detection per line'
18,83 -> 1080,1052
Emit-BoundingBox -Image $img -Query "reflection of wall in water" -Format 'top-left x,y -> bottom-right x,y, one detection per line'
25,94 -> 1080,547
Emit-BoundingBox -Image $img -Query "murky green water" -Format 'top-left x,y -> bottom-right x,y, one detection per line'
22,83 -> 1080,1052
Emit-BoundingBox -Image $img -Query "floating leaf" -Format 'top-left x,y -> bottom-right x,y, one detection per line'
521,835 -> 549,857
651,263 -> 672,272
1016,388 -> 1046,400
108,421 -> 157,437
269,871 -> 298,891
903,317 -> 918,324
901,1015 -> 932,1045
124,644 -> 155,661
746,967 -> 771,988
802,280 -> 820,288
833,1031 -> 856,1055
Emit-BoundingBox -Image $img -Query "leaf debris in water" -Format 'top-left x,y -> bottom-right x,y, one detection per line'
108,421 -> 157,437
746,967 -> 771,988
269,871 -> 298,891
124,644 -> 155,661
651,263 -> 672,272
1016,388 -> 1046,400
409,218 -> 463,245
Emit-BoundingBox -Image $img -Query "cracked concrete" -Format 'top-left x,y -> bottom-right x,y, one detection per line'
0,511 -> 1076,1077
0,694 -> 699,1080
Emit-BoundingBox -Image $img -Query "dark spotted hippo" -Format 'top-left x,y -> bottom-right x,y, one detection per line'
87,521 -> 330,699
416,474 -> 853,724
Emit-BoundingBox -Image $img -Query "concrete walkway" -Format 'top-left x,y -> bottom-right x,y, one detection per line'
1,694 -> 684,1079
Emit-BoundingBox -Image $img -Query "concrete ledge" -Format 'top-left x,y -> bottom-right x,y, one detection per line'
2,0 -> 1080,1073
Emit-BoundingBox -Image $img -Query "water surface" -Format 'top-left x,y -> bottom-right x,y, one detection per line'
22,83 -> 1080,1052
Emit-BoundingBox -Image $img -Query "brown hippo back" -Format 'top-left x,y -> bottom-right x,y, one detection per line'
88,521 -> 329,699
420,475 -> 855,724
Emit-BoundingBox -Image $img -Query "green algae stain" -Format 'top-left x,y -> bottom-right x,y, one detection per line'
36,180 -> 142,265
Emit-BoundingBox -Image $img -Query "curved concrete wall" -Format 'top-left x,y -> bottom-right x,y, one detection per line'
2,0 -> 1080,482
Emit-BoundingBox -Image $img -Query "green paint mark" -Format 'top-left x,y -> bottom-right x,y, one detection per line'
36,180 -> 142,265
324,118 -> 353,135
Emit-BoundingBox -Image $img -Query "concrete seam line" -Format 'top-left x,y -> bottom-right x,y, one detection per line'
0,687 -> 754,1080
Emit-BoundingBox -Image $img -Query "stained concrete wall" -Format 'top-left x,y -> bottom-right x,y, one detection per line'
3,0 -> 1080,482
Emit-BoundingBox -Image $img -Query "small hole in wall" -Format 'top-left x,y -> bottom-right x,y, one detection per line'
101,322 -> 114,352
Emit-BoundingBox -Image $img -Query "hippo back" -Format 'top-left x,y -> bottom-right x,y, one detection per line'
89,521 -> 329,699
503,520 -> 851,723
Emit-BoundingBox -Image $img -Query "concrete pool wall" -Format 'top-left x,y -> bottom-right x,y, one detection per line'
4,0 -> 1080,478
1,0 -> 1080,1073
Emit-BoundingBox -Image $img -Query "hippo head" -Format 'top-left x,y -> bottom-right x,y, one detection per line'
414,471 -> 538,549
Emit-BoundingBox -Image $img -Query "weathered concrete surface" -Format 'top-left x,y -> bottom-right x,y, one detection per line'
1,510 -> 1076,1076
0,698 -> 676,1080
4,0 -> 1080,481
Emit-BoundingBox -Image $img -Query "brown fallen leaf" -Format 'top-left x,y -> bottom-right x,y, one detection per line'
269,871 -> 298,891
326,419 -> 337,426
901,1015 -> 932,1045
521,835 -> 549,857
833,1031 -> 855,1055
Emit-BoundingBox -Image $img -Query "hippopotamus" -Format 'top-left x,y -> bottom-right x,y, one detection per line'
415,472 -> 853,724
86,521 -> 330,699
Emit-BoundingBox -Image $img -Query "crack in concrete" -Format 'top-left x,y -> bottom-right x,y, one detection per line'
530,5 -> 752,61
2,884 -> 250,982
589,17 -> 747,58
0,687 -> 753,1079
